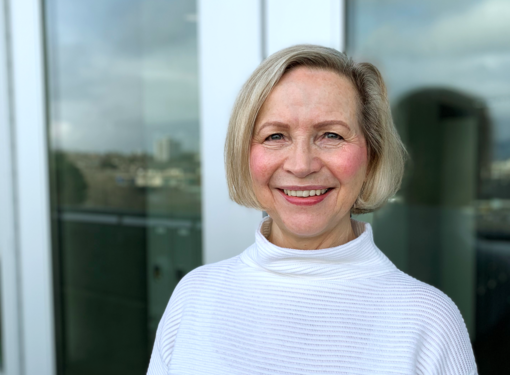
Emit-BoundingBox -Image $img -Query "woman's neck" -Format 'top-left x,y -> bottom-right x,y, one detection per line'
267,215 -> 356,250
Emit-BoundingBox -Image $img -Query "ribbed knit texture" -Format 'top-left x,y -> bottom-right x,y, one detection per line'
147,217 -> 478,374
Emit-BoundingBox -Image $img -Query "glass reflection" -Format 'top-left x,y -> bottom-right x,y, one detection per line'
348,0 -> 510,373
44,1 -> 201,374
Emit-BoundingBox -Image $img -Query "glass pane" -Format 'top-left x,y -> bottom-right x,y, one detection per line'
348,1 -> 510,373
44,1 -> 201,374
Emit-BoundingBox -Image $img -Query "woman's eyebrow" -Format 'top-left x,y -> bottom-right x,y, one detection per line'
313,120 -> 351,131
256,120 -> 351,134
256,121 -> 290,134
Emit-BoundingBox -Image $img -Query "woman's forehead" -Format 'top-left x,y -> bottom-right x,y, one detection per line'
256,67 -> 359,129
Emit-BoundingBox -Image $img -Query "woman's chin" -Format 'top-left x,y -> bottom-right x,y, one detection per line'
275,215 -> 333,239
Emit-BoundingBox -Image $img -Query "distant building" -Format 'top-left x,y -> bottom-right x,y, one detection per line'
154,137 -> 182,162
135,168 -> 164,188
492,159 -> 510,180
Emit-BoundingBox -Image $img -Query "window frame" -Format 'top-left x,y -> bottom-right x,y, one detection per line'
0,0 -> 56,374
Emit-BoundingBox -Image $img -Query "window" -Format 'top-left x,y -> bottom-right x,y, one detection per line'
348,1 -> 510,373
44,1 -> 201,373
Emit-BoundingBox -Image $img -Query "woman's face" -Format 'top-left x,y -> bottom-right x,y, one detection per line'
250,66 -> 368,240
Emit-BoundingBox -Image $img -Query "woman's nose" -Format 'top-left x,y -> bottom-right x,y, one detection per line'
283,142 -> 321,178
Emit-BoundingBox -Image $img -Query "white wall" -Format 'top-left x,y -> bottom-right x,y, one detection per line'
199,0 -> 345,264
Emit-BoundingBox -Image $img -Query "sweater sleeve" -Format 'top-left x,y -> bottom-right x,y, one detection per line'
414,286 -> 478,375
146,337 -> 169,375
146,270 -> 192,375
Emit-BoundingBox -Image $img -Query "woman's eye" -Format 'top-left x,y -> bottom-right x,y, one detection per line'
267,133 -> 283,141
324,132 -> 342,140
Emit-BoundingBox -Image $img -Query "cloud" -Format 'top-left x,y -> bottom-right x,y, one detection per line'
427,0 -> 510,55
47,0 -> 200,154
50,120 -> 73,147
360,0 -> 510,57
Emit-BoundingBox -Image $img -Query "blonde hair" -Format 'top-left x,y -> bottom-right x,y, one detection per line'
225,44 -> 407,214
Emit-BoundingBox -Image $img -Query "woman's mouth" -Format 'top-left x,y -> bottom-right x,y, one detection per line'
277,187 -> 333,206
282,188 -> 329,197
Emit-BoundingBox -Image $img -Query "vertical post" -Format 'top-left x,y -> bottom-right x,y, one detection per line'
265,0 -> 345,56
198,0 -> 263,264
7,0 -> 56,374
260,0 -> 267,60
0,0 -> 22,373
334,0 -> 345,52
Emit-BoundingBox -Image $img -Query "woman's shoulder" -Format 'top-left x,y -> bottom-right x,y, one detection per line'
379,271 -> 466,318
374,271 -> 468,327
165,252 -> 246,309
177,253 -> 244,287
375,271 -> 477,373
148,254 -> 245,372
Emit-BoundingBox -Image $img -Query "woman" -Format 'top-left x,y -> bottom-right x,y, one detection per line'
147,45 -> 477,374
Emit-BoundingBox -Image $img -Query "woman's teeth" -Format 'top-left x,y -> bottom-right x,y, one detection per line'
283,189 -> 328,197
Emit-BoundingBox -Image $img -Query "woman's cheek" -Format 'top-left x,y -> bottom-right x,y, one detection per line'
249,144 -> 277,186
330,145 -> 368,181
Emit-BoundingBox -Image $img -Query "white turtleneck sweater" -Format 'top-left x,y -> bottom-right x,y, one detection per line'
147,218 -> 477,375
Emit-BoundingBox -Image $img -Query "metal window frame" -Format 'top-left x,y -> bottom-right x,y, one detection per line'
0,0 -> 56,374
198,0 -> 265,265
0,1 -> 22,374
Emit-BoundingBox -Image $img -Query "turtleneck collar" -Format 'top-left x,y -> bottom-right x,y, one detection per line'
239,216 -> 397,280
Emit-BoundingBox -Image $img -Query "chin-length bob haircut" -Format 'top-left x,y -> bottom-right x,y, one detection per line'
225,44 -> 407,214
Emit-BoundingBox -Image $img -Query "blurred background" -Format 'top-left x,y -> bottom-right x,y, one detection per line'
0,0 -> 509,374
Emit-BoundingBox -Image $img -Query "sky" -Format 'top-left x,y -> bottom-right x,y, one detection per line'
46,0 -> 200,155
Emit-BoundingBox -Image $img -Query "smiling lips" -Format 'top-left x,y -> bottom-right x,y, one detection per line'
278,187 -> 332,206
283,189 -> 328,197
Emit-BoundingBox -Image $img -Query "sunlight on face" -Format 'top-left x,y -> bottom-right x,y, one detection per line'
250,66 -> 368,247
